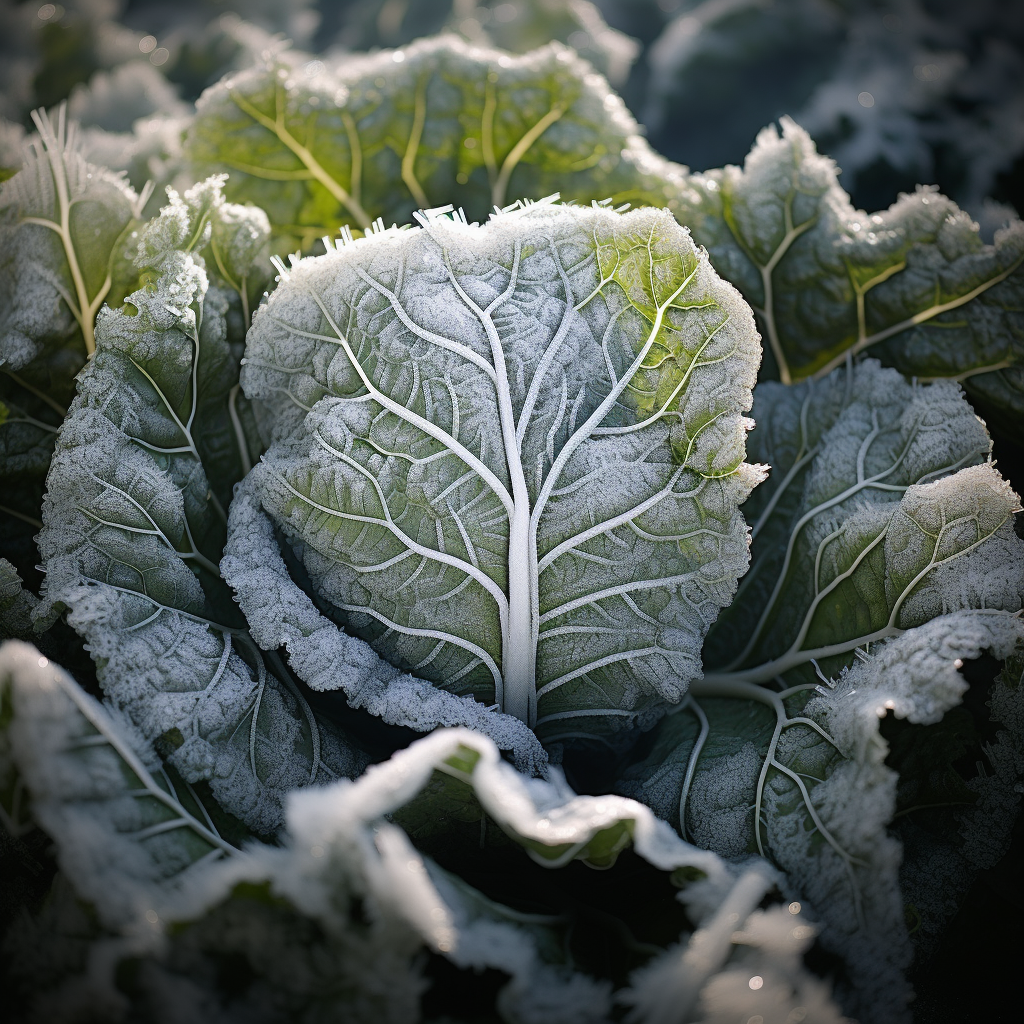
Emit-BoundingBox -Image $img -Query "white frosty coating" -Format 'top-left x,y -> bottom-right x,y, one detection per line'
1,655 -> 751,1024
224,475 -> 549,774
285,726 -> 730,882
243,198 -> 762,741
183,727 -> 736,1022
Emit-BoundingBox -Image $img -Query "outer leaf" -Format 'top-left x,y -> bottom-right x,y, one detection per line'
0,107 -> 145,578
2,660 -> 803,1024
185,34 -> 683,252
0,106 -> 141,370
0,640 -> 238,925
704,360 -> 1022,686
618,610 -> 1024,1024
238,200 -> 761,743
38,178 -> 362,833
669,118 -> 1024,420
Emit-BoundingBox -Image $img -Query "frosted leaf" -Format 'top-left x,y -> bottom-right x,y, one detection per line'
620,362 -> 1024,1020
241,200 -> 762,742
2,685 -> 750,1024
186,34 -> 684,253
704,360 -> 1020,686
619,610 -> 1024,1024
0,107 -> 144,577
668,118 -> 1024,422
0,105 -> 140,370
38,178 -> 358,833
0,640 -> 238,927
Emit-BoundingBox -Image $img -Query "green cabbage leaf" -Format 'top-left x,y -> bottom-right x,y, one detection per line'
185,34 -> 681,253
232,197 -> 761,744
669,119 -> 1024,425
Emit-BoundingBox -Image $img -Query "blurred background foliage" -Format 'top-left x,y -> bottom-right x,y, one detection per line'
0,0 -> 1021,235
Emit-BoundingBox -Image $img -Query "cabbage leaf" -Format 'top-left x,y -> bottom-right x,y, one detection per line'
0,107 -> 146,584
185,34 -> 681,252
619,609 -> 1024,1024
669,119 -> 1024,422
236,198 -> 761,742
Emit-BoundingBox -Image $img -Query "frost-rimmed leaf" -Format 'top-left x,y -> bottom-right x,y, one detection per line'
703,360 -> 1022,686
38,178 -> 363,833
616,360 -> 1024,1021
238,199 -> 761,742
185,34 -> 683,252
669,118 -> 1024,420
0,107 -> 146,579
618,610 -> 1024,1024
0,105 -> 143,370
0,640 -> 238,924
2,661 -> 814,1024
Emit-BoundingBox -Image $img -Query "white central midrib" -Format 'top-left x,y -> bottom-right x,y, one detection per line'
490,345 -> 536,727
441,242 -> 537,727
